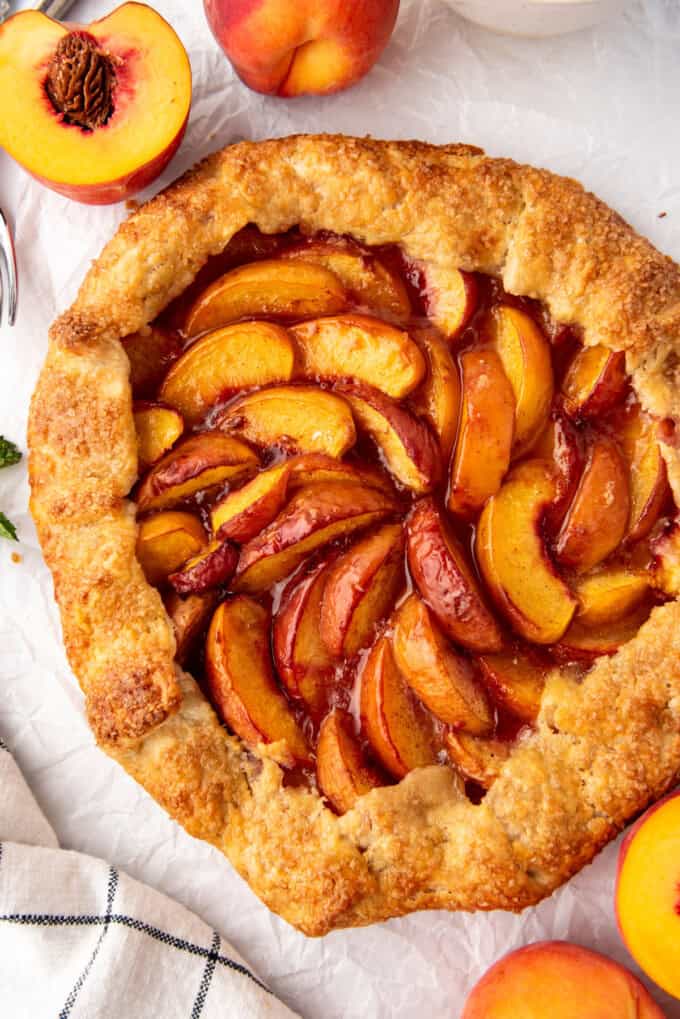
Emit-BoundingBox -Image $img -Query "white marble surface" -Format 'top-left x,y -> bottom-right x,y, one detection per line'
1,1 -> 679,1016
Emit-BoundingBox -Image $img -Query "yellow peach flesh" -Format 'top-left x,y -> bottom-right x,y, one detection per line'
0,4 -> 191,188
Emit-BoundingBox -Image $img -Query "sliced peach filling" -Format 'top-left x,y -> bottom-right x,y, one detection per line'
128,225 -> 674,813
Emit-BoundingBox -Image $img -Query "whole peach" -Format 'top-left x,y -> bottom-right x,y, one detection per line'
203,0 -> 400,97
461,941 -> 665,1018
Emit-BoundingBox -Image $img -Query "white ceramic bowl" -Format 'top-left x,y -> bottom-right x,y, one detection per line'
441,0 -> 630,37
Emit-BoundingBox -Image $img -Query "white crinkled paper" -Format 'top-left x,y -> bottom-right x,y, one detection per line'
1,1 -> 679,1015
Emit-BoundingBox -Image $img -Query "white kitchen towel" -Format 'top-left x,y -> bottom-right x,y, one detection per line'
0,736 -> 301,1019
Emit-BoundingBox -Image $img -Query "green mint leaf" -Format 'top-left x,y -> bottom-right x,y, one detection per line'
0,512 -> 18,541
0,437 -> 21,469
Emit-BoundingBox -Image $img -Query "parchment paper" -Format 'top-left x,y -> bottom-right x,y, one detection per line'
1,1 -> 679,1015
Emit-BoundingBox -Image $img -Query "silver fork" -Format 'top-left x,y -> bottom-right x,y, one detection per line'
0,210 -> 18,328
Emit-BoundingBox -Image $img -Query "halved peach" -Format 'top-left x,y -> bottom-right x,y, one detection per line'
0,4 -> 191,204
392,595 -> 493,733
319,522 -> 405,657
169,539 -> 238,595
234,482 -> 396,592
316,709 -> 384,814
123,326 -> 183,398
206,597 -> 310,763
406,498 -> 503,652
184,259 -> 347,336
529,411 -> 583,534
272,559 -> 335,714
159,321 -> 295,424
555,602 -> 652,660
359,636 -> 436,779
290,314 -> 425,398
556,435 -> 630,573
133,402 -> 184,469
282,241 -> 411,321
445,732 -> 510,788
619,404 -> 671,543
616,790 -> 680,1001
338,383 -> 441,493
409,328 -> 461,461
211,463 -> 291,542
286,453 -> 393,494
136,510 -> 206,586
447,348 -> 515,518
422,265 -> 478,339
562,345 -> 627,420
164,590 -> 217,665
487,305 -> 553,455
217,385 -> 356,458
476,459 -> 578,644
461,941 -> 665,1019
136,432 -> 258,512
477,650 -> 547,723
574,568 -> 649,627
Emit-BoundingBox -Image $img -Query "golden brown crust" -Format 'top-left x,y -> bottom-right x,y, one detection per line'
28,135 -> 680,935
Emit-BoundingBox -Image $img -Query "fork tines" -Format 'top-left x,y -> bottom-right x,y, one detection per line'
0,208 -> 18,327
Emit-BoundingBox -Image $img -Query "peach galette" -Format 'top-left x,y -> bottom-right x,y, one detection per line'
29,137 -> 680,935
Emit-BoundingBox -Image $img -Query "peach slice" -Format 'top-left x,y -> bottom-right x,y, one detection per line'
211,463 -> 291,543
359,636 -> 436,779
184,259 -> 347,336
447,348 -> 515,518
406,498 -> 503,653
286,453 -> 393,494
461,941 -> 665,1019
123,326 -> 183,398
164,590 -> 217,665
574,568 -> 649,627
290,314 -> 425,398
445,732 -> 510,788
234,482 -> 396,592
133,402 -> 184,469
555,435 -> 630,573
0,4 -> 191,205
616,790 -> 680,1001
409,328 -> 461,461
205,0 -> 399,97
168,539 -> 239,595
555,603 -> 652,660
619,405 -> 671,543
272,559 -> 335,714
422,265 -> 478,339
282,241 -> 411,321
477,650 -> 547,723
316,709 -> 384,814
159,321 -> 295,425
136,510 -> 206,586
487,305 -> 554,455
319,522 -> 405,657
393,595 -> 493,733
338,383 -> 441,493
562,345 -> 627,421
206,597 -> 310,763
529,412 -> 583,534
217,385 -> 356,458
651,520 -> 680,595
136,433 -> 258,512
476,459 -> 578,644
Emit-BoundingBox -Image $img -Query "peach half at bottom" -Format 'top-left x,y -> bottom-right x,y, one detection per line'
616,790 -> 680,1000
461,941 -> 666,1018
0,4 -> 191,204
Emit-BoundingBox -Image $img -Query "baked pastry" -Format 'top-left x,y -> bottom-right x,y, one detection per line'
28,135 -> 680,936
